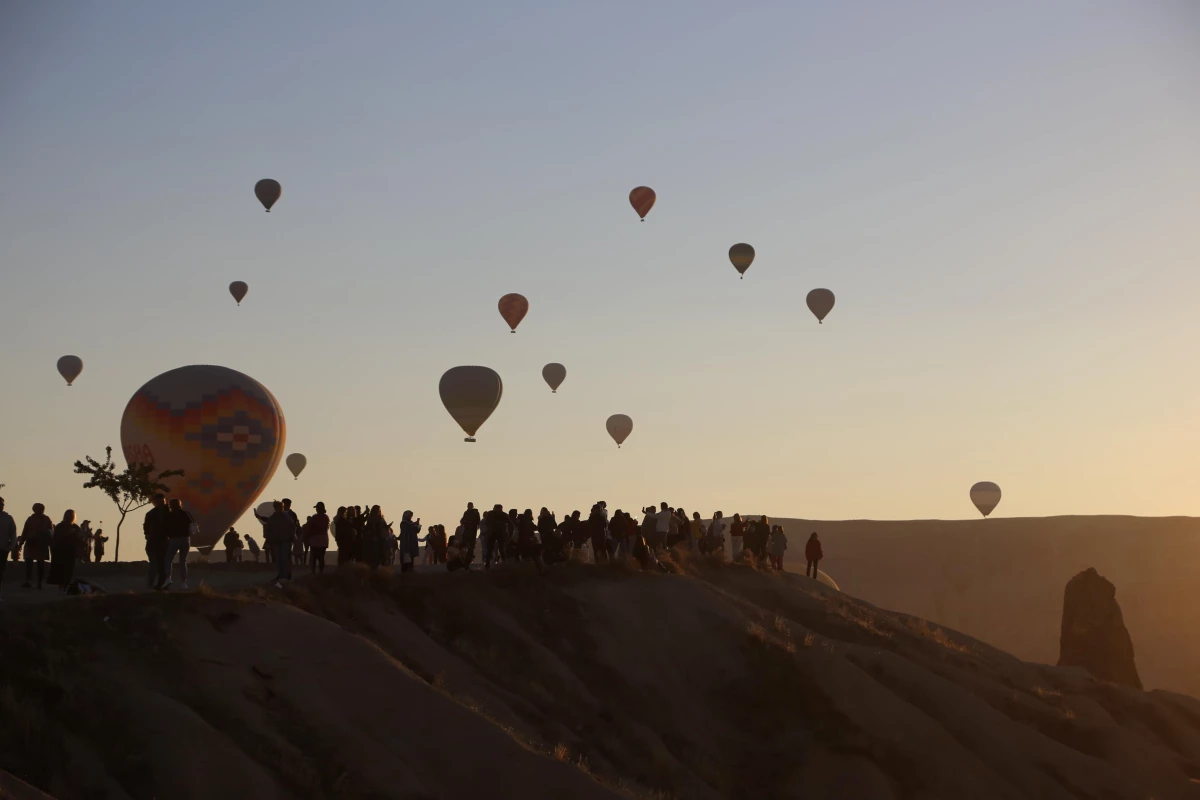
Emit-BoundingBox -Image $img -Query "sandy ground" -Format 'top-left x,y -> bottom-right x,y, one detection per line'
5,558 -> 1200,799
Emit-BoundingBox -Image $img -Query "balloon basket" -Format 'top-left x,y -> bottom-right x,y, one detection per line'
465,437 -> 476,443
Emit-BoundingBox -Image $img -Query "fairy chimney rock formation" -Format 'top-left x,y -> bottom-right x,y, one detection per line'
1058,567 -> 1142,689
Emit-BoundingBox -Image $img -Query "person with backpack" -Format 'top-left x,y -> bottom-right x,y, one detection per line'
160,498 -> 196,590
223,528 -> 242,563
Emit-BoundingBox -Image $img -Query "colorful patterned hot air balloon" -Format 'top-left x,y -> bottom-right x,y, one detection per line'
229,281 -> 248,306
806,289 -> 835,324
498,293 -> 529,333
286,453 -> 307,479
729,244 -> 755,279
542,363 -> 566,393
629,186 -> 656,221
254,179 -> 282,212
970,481 -> 1002,518
120,365 -> 286,553
439,366 -> 503,442
606,414 -> 633,448
57,355 -> 83,386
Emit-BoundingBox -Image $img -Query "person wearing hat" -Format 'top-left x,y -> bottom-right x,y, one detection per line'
305,502 -> 331,575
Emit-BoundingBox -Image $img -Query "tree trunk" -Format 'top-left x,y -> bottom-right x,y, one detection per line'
115,512 -> 126,563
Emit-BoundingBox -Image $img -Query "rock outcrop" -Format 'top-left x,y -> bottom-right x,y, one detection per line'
1058,567 -> 1142,688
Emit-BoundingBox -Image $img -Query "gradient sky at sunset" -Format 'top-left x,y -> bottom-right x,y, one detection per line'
2,2 -> 1198,553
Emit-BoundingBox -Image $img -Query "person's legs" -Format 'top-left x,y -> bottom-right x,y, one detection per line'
0,555 -> 7,591
25,555 -> 34,586
166,538 -> 189,585
36,559 -> 46,588
273,543 -> 289,582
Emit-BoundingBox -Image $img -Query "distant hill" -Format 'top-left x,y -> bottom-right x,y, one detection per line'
761,515 -> 1200,699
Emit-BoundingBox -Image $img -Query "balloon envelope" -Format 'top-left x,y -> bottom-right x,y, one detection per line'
729,243 -> 755,277
806,288 -> 835,323
629,186 -> 656,220
229,281 -> 248,306
542,363 -> 566,393
606,414 -> 633,447
439,366 -> 503,441
57,355 -> 83,386
254,179 -> 281,212
498,293 -> 529,332
286,453 -> 307,479
970,481 -> 1002,518
120,365 -> 286,552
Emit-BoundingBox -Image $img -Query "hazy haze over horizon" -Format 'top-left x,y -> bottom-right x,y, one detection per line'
2,2 -> 1198,552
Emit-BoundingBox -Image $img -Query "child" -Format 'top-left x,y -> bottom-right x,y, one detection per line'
93,530 -> 109,562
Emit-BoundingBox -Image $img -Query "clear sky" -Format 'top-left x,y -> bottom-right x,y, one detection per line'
2,2 -> 1198,553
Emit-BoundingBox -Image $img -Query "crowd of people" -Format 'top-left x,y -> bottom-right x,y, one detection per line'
0,492 -> 829,599
0,497 -> 110,597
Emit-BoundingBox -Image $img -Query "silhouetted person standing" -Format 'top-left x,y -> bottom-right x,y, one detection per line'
161,498 -> 195,590
805,532 -> 823,579
461,502 -> 481,563
0,497 -> 16,597
93,530 -> 109,563
307,502 -> 330,574
144,494 -> 170,589
264,500 -> 296,586
483,504 -> 507,569
768,525 -> 788,571
22,503 -> 53,589
48,509 -> 81,590
398,511 -> 421,573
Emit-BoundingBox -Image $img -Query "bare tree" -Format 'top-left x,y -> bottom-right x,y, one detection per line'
74,447 -> 183,563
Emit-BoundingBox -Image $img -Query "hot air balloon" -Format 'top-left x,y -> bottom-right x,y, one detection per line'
806,289 -> 835,324
120,365 -> 286,553
57,356 -> 83,386
498,293 -> 529,333
229,281 -> 248,306
542,363 -> 566,393
606,414 -> 633,448
629,186 -> 656,221
729,243 -> 755,279
439,366 -> 503,442
970,481 -> 1002,518
254,179 -> 282,212
286,453 -> 307,480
